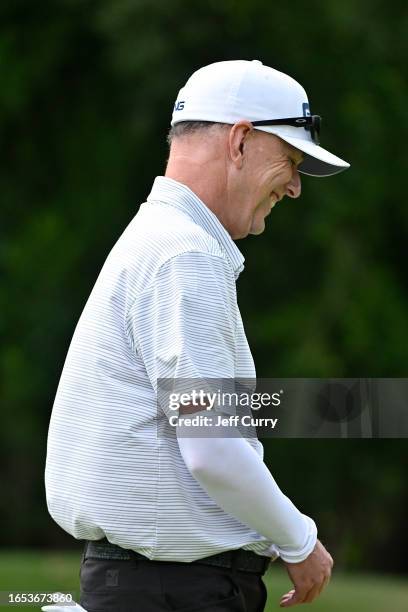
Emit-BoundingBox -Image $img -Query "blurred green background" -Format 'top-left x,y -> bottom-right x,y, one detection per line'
1,551 -> 408,612
1,0 -> 407,608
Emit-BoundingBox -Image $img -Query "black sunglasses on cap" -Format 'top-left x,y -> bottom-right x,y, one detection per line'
252,114 -> 322,145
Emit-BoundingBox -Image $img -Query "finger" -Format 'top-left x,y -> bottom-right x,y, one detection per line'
280,587 -> 308,607
301,569 -> 332,603
280,589 -> 295,599
318,573 -> 331,596
280,595 -> 300,607
279,590 -> 295,604
280,595 -> 295,607
303,582 -> 321,604
279,589 -> 295,607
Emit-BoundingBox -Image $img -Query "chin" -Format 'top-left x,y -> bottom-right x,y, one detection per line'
249,222 -> 266,236
234,216 -> 266,240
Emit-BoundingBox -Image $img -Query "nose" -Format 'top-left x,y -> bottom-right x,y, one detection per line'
285,167 -> 302,199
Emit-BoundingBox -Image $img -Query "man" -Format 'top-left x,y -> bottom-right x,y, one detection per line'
45,60 -> 349,611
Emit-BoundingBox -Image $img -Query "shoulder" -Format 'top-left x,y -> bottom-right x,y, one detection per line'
90,201 -> 236,315
138,201 -> 225,259
121,202 -> 231,289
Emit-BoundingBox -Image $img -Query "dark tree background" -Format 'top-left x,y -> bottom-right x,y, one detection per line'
1,0 -> 407,573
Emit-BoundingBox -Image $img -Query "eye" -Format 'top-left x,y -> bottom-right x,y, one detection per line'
289,155 -> 302,168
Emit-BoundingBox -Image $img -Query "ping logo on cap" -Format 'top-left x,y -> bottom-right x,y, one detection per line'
302,102 -> 311,117
174,100 -> 185,111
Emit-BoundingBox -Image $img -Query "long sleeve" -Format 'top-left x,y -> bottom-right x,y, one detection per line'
177,425 -> 317,563
127,249 -> 317,563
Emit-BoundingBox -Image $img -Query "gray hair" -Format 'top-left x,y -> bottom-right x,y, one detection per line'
166,121 -> 229,146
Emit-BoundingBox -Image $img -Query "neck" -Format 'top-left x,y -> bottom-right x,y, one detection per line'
165,138 -> 249,240
165,139 -> 231,225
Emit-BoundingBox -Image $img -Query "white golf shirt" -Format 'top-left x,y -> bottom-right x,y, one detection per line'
45,176 -> 315,562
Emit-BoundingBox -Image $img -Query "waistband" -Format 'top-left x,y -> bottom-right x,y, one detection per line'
84,539 -> 271,575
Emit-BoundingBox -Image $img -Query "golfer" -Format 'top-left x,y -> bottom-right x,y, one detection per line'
45,60 -> 349,611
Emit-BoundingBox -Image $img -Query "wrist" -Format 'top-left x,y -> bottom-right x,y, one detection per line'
276,515 -> 318,564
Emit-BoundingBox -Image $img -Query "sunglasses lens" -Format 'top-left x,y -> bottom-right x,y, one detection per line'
313,116 -> 321,145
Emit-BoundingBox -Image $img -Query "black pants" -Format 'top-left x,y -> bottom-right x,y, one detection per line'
80,556 -> 268,612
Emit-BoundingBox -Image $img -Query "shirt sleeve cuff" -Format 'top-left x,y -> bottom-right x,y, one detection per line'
275,515 -> 318,564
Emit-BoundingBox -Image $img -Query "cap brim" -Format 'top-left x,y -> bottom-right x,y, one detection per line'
256,127 -> 350,177
279,135 -> 350,177
295,141 -> 350,177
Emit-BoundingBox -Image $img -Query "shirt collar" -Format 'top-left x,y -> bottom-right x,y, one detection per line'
146,176 -> 245,279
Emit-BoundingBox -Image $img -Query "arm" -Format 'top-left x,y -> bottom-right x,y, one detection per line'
127,251 -> 317,561
177,418 -> 333,606
177,425 -> 317,562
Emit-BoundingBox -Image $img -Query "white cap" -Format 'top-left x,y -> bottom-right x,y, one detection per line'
171,60 -> 350,177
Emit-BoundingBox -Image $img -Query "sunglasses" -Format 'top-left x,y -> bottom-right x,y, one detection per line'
252,114 -> 321,145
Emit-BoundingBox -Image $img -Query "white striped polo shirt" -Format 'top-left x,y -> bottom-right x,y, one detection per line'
45,176 -> 278,561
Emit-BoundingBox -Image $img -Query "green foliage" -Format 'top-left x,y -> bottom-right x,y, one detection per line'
1,0 -> 407,571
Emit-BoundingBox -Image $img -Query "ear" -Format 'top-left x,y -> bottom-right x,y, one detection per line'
228,121 -> 253,169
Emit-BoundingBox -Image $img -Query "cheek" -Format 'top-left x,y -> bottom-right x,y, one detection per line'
256,161 -> 292,196
270,161 -> 292,184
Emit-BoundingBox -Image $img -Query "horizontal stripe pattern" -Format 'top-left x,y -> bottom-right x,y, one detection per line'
45,176 -> 275,561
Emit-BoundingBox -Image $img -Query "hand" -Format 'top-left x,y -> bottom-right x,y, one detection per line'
280,539 -> 333,607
